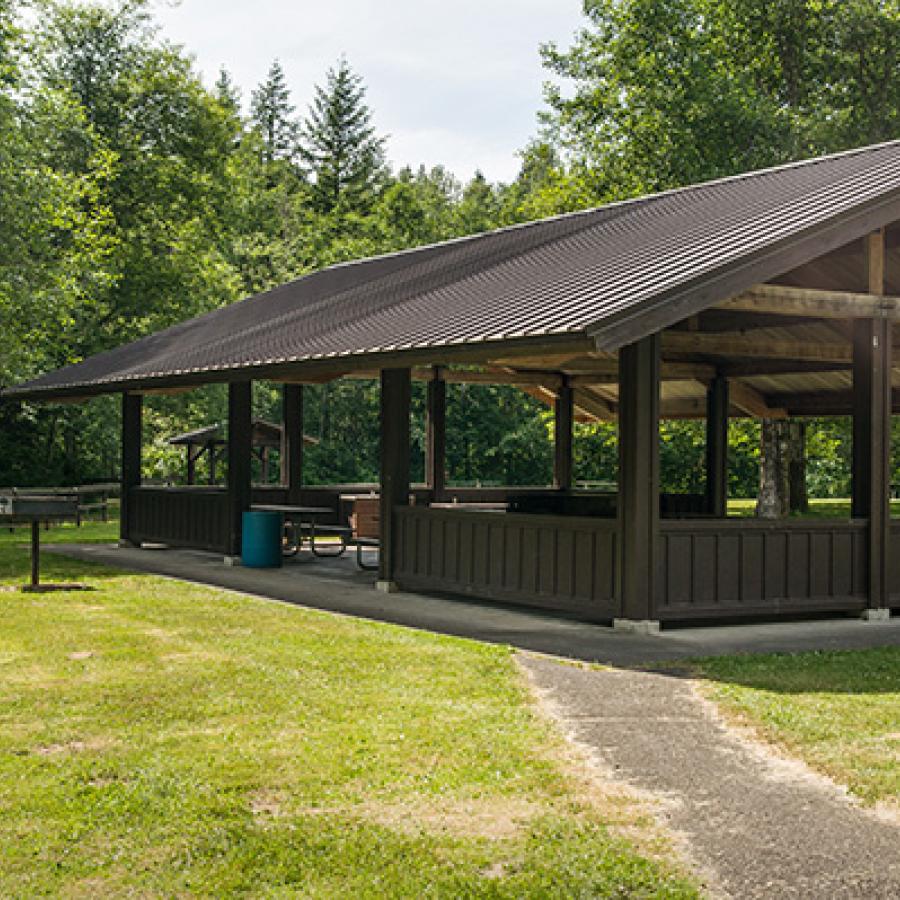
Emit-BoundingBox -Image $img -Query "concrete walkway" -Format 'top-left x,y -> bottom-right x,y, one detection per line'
50,543 -> 900,666
520,654 -> 900,899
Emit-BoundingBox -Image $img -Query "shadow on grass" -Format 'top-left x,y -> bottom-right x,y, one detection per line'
685,646 -> 900,695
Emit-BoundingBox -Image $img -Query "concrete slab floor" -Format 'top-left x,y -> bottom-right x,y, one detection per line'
48,543 -> 900,666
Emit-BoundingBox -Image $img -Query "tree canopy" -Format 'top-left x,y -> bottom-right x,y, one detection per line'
0,0 -> 897,497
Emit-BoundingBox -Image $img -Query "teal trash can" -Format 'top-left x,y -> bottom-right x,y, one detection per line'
242,511 -> 283,568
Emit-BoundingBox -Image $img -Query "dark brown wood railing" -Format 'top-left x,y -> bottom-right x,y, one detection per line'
128,487 -> 230,553
657,518 -> 867,619
393,506 -> 618,621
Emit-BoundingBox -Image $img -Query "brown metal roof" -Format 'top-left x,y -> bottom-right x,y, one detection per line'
6,140 -> 900,401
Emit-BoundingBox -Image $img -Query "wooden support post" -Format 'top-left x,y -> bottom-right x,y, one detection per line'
425,370 -> 446,502
186,446 -> 195,485
616,335 -> 661,630
226,381 -> 252,560
378,368 -> 411,588
119,392 -> 142,546
281,384 -> 304,504
30,521 -> 40,588
853,229 -> 891,616
554,378 -> 574,490
705,375 -> 729,517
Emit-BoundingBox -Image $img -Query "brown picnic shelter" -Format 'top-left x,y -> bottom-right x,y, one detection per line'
5,141 -> 900,628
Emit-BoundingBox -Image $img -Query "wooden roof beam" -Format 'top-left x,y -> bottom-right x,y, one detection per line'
341,367 -> 564,389
566,361 -> 716,385
717,283 -> 900,319
659,399 -> 707,419
573,387 -> 615,421
728,380 -> 787,419
662,331 -> 851,363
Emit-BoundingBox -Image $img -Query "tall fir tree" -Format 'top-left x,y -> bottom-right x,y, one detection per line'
214,65 -> 241,119
250,59 -> 300,165
299,57 -> 386,215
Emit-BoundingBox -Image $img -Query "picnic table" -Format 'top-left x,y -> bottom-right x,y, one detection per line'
250,504 -> 338,557
252,502 -> 379,570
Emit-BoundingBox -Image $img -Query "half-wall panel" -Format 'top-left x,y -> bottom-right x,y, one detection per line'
658,519 -> 867,619
394,507 -> 618,621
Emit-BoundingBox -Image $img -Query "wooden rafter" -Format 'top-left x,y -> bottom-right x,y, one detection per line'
728,380 -> 787,419
573,387 -> 615,421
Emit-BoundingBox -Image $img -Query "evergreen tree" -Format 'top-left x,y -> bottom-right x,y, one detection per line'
299,57 -> 387,214
250,59 -> 299,165
214,65 -> 241,119
455,171 -> 501,235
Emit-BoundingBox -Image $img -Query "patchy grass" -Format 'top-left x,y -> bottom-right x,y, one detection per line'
0,531 -> 696,897
695,649 -> 900,807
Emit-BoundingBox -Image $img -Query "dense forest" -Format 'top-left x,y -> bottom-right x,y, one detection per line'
1,0 -> 897,496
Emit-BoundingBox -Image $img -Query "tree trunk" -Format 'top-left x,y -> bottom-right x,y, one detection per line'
787,421 -> 808,514
757,419 -> 790,518
757,419 -> 807,517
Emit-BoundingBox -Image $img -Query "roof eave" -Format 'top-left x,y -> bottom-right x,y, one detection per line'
1,332 -> 596,403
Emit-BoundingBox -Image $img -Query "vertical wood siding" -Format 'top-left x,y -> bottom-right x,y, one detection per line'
129,487 -> 230,553
657,519 -> 867,618
886,522 -> 900,606
393,507 -> 618,621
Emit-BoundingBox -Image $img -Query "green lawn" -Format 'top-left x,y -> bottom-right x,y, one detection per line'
696,650 -> 900,807
0,527 -> 696,897
728,497 -> 900,518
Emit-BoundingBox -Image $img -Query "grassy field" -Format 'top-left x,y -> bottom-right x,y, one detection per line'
696,650 -> 900,807
0,525 -> 696,897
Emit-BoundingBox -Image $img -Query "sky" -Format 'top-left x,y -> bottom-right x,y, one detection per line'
150,0 -> 586,183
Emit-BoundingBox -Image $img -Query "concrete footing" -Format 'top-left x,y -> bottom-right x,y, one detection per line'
376,580 -> 399,594
861,607 -> 891,622
223,555 -> 242,567
613,618 -> 661,635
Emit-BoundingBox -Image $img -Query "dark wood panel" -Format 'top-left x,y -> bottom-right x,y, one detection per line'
393,508 -> 619,621
129,487 -> 229,554
397,510 -> 869,622
659,519 -> 867,618
886,523 -> 900,605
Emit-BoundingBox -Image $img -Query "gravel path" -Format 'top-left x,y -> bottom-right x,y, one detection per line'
520,654 -> 900,899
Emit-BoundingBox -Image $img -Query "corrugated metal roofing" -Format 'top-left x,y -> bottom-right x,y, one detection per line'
6,140 -> 900,400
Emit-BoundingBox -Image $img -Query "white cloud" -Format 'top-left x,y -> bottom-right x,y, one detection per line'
150,0 -> 584,181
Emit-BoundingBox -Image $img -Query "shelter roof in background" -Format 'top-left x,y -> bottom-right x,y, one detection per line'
5,140 -> 900,401
168,420 -> 317,447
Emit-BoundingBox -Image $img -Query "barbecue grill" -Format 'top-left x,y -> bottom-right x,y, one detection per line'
0,495 -> 89,591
